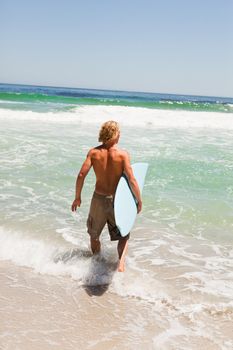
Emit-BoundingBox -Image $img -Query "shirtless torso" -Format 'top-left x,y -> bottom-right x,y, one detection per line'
91,145 -> 125,196
71,141 -> 141,212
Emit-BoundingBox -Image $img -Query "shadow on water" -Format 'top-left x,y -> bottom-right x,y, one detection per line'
83,283 -> 110,296
54,248 -> 93,263
54,248 -> 118,296
83,254 -> 118,297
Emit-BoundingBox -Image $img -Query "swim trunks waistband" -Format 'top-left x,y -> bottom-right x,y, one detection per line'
93,191 -> 114,199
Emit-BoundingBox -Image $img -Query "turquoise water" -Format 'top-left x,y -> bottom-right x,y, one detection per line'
0,83 -> 233,348
0,83 -> 233,113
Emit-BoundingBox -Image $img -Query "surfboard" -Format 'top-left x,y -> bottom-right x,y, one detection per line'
114,162 -> 148,237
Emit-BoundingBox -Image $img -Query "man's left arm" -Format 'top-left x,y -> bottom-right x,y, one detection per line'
71,150 -> 92,211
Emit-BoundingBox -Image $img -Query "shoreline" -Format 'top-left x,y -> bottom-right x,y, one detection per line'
0,260 -> 162,350
1,259 -> 232,349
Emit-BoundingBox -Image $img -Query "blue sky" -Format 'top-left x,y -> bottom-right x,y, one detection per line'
1,0 -> 232,97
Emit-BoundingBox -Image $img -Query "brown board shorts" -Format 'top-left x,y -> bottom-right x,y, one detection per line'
87,192 -> 130,241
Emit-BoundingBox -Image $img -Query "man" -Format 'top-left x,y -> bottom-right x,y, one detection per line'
71,121 -> 142,272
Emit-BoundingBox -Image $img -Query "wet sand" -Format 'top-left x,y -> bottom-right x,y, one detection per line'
1,258 -> 232,350
0,260 -> 162,350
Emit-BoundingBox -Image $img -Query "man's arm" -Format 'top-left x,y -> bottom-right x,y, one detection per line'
123,151 -> 142,213
71,150 -> 92,211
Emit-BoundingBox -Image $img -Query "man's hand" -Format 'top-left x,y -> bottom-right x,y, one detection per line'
137,200 -> 142,214
71,198 -> 81,211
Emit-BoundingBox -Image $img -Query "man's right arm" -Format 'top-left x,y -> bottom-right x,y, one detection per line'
71,150 -> 93,211
123,151 -> 142,213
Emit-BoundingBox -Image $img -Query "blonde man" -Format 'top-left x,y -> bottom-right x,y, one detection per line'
71,121 -> 142,272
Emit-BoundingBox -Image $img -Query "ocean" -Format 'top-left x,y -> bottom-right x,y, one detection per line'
0,83 -> 233,349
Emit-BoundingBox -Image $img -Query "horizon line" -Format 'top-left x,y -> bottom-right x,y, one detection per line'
0,81 -> 232,100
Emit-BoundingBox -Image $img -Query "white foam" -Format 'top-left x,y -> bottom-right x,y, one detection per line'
0,227 -> 88,281
111,264 -> 169,302
0,105 -> 233,129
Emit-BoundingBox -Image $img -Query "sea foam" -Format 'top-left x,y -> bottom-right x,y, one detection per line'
1,105 -> 233,130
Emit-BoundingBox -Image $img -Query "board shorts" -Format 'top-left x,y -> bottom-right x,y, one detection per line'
87,192 -> 130,241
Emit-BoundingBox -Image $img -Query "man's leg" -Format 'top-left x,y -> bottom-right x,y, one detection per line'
107,199 -> 130,272
117,237 -> 128,272
87,193 -> 106,255
91,238 -> 101,254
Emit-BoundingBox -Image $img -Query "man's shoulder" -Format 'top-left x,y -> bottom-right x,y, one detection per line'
88,146 -> 102,153
87,146 -> 104,158
87,147 -> 98,157
116,148 -> 130,158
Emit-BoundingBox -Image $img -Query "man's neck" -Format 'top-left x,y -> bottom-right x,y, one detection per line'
102,142 -> 118,150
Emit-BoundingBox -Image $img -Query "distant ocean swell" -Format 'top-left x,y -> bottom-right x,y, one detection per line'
0,90 -> 233,113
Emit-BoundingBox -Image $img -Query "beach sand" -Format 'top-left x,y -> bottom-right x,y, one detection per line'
1,258 -> 231,350
0,260 -> 161,350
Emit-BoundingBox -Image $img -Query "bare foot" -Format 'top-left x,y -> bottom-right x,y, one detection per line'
117,240 -> 128,272
118,258 -> 125,272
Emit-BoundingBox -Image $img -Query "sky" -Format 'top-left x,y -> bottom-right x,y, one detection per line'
0,0 -> 232,97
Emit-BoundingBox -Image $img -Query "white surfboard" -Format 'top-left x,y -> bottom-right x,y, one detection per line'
114,163 -> 148,237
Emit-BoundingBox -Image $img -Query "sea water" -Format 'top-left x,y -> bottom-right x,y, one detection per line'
0,83 -> 233,349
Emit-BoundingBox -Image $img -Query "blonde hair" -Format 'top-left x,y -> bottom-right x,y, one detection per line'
98,121 -> 120,144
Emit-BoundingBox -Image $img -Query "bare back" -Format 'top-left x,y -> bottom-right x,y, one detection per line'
90,145 -> 125,195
